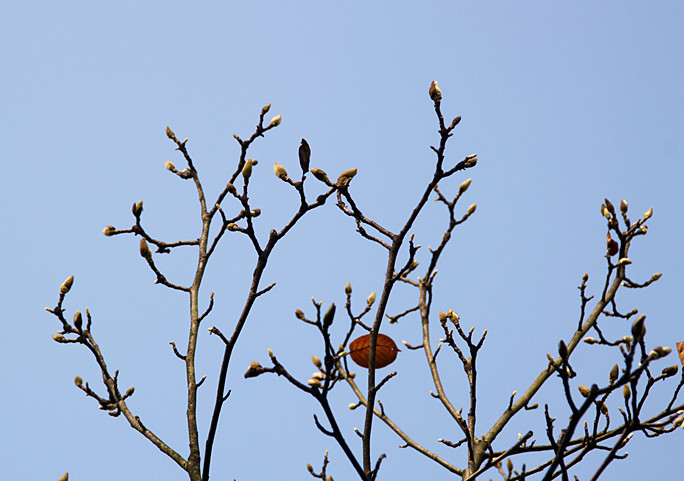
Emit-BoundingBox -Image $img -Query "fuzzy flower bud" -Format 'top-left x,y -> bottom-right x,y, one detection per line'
467,203 -> 477,215
132,200 -> 143,217
52,334 -> 67,343
345,282 -> 352,295
643,207 -> 653,220
337,168 -> 358,187
609,364 -> 619,384
73,311 -> 83,331
244,361 -> 264,379
623,384 -> 631,400
102,225 -> 116,236
617,257 -> 632,266
74,376 -> 83,387
429,81 -> 442,101
458,178 -> 472,194
620,200 -> 628,214
578,385 -> 591,398
273,162 -> 288,180
650,273 -> 662,282
261,103 -> 271,115
242,159 -> 253,179
139,238 -> 152,260
166,126 -> 176,140
311,355 -> 322,369
60,275 -> 75,294
662,365 -> 679,377
310,168 -> 330,183
307,378 -> 322,388
269,114 -> 282,127
366,291 -> 376,307
164,161 -> 177,173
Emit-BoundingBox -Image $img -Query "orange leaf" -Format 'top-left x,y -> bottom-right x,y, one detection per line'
349,334 -> 399,369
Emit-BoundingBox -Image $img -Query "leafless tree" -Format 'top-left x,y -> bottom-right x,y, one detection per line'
47,83 -> 684,481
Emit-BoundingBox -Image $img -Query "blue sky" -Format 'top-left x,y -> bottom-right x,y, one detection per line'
2,2 -> 683,480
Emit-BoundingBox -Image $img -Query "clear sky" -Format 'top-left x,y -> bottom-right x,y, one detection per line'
2,2 -> 683,480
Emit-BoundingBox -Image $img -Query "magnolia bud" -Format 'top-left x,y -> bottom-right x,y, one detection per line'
604,198 -> 615,215
458,178 -> 472,194
273,162 -> 288,180
650,273 -> 662,282
578,385 -> 591,397
226,183 -> 237,195
311,356 -> 322,368
464,154 -> 478,167
307,463 -> 314,474
620,200 -> 628,214
125,387 -> 135,398
609,364 -> 619,384
73,311 -> 83,331
322,304 -> 336,329
244,361 -> 264,378
164,161 -> 177,172
662,365 -> 679,377
337,168 -> 358,187
643,208 -> 653,220
310,168 -> 329,183
439,310 -> 447,321
52,334 -> 66,343
58,473 -> 68,481
250,209 -> 261,217
311,372 -> 325,381
617,257 -> 632,266
582,273 -> 589,282
102,225 -> 116,236
367,292 -> 376,307
74,376 -> 83,387
623,384 -> 631,400
601,204 -> 611,220
269,114 -> 282,127
139,239 -> 152,260
345,282 -> 352,295
598,401 -> 608,415
166,126 -> 176,140
583,337 -> 598,344
261,103 -> 271,115
307,378 -> 322,388
606,233 -> 619,256
467,203 -> 477,215
299,139 -> 311,173
132,200 -> 143,217
650,346 -> 672,360
429,81 -> 442,101
631,315 -> 646,341
558,340 -> 568,360
242,159 -> 253,179
60,275 -> 74,294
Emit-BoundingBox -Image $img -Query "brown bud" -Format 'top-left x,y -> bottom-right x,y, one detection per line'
164,161 -> 177,172
322,304 -> 336,329
609,364 -> 619,384
606,233 -> 619,256
582,273 -> 589,282
366,291 -> 376,307
139,238 -> 152,260
310,168 -> 329,183
244,361 -> 264,378
578,385 -> 591,398
643,207 -> 653,220
226,183 -> 237,195
132,200 -> 143,217
73,311 -> 83,331
600,204 -> 611,220
125,387 -> 135,398
60,275 -> 74,294
650,273 -> 662,282
623,384 -> 631,400
464,154 -> 478,167
620,200 -> 628,214
52,334 -> 67,343
662,365 -> 679,377
295,309 -> 306,320
307,378 -> 322,388
604,198 -> 615,215
429,81 -> 442,101
337,168 -> 358,187
344,282 -> 352,295
58,473 -> 69,481
74,376 -> 83,387
598,401 -> 608,415
165,126 -> 176,140
631,315 -> 646,341
250,209 -> 261,217
311,356 -> 322,369
102,225 -> 116,236
261,103 -> 271,115
467,203 -> 477,215
299,139 -> 311,173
